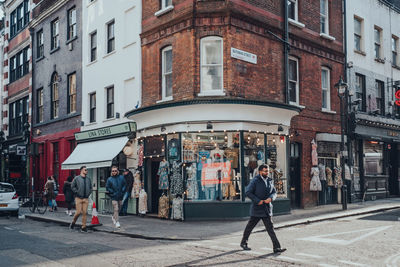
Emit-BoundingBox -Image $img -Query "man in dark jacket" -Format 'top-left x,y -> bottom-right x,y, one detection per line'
240,164 -> 286,253
120,169 -> 133,216
106,166 -> 126,228
70,166 -> 92,232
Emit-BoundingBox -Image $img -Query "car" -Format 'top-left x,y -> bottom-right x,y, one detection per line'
0,182 -> 19,216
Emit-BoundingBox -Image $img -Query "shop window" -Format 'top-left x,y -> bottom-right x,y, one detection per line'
363,141 -> 384,175
161,46 -> 173,101
243,133 -> 265,187
267,135 -> 287,198
200,36 -> 223,95
98,167 -> 111,188
53,142 -> 59,179
181,132 -> 240,201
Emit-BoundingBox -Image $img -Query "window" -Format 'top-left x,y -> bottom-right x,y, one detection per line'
51,19 -> 60,50
107,20 -> 115,53
9,46 -> 29,83
89,92 -> 96,123
320,0 -> 328,34
355,73 -> 366,112
321,68 -> 330,110
288,57 -> 299,105
90,31 -> 97,62
37,30 -> 44,58
67,73 -> 76,114
374,27 -> 382,59
67,7 -> 77,40
51,73 -> 59,119
53,142 -> 59,179
375,80 -> 384,115
161,46 -> 173,100
161,0 -> 172,9
106,86 -> 114,119
10,0 -> 29,38
364,141 -> 384,175
200,36 -> 223,94
37,88 -> 44,123
354,17 -> 363,52
9,97 -> 28,136
392,36 -> 398,66
288,0 -> 298,21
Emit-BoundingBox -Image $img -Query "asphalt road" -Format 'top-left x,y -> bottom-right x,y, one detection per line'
0,208 -> 399,267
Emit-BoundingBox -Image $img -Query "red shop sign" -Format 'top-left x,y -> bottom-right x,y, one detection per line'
395,90 -> 400,106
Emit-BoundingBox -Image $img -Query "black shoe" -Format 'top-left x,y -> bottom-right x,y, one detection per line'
273,248 -> 287,254
54,207 -> 57,211
80,227 -> 88,233
240,243 -> 251,251
69,222 -> 75,230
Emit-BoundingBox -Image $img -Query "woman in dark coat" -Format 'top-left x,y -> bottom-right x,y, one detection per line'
44,177 -> 56,212
63,176 -> 74,216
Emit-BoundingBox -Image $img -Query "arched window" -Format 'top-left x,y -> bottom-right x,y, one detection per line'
200,36 -> 224,95
51,72 -> 59,119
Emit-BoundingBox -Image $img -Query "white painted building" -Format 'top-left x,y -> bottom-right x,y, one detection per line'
345,0 -> 400,200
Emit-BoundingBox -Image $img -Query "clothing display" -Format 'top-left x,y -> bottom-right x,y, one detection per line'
310,167 -> 322,191
318,163 -> 326,181
157,160 -> 169,190
186,164 -> 199,200
311,139 -> 318,166
345,164 -> 351,180
168,138 -> 180,162
131,171 -> 142,198
334,167 -> 343,188
138,189 -> 148,215
326,167 -> 333,186
170,161 -> 184,195
138,144 -> 144,167
224,148 -> 239,168
171,196 -> 184,220
158,195 -> 169,219
273,169 -> 285,195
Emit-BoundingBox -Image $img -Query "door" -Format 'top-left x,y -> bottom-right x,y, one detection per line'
389,143 -> 399,196
289,143 -> 301,208
146,158 -> 162,213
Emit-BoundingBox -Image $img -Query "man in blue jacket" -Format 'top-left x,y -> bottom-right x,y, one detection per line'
106,166 -> 126,228
240,164 -> 286,253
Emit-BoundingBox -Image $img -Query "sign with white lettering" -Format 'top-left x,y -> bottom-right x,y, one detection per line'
231,47 -> 257,64
75,122 -> 136,141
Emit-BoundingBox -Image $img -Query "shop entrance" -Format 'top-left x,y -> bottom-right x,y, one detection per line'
289,143 -> 301,208
146,158 -> 162,214
389,143 -> 399,196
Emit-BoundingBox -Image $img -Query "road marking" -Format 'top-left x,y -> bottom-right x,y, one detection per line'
260,247 -> 273,251
318,264 -> 339,267
4,227 -> 14,230
298,225 -> 392,245
276,255 -> 306,263
338,260 -> 368,266
384,253 -> 400,267
296,252 -> 323,259
240,250 -> 264,256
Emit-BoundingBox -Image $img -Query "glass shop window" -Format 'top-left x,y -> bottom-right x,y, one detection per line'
267,135 -> 287,198
243,133 -> 265,187
363,141 -> 384,175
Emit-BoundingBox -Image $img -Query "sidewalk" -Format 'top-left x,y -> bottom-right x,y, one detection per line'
23,198 -> 400,241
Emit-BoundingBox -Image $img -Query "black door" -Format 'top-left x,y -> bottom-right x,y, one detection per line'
146,159 -> 162,213
389,143 -> 399,196
290,143 -> 301,208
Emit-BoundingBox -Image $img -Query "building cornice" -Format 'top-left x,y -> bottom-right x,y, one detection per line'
29,0 -> 69,28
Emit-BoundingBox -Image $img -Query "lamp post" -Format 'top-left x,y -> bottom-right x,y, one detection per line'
0,131 -> 4,182
335,76 -> 348,210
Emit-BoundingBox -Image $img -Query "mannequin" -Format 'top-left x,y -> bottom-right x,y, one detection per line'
244,156 -> 250,185
311,139 -> 318,166
252,160 -> 263,177
202,158 -> 217,200
210,146 -> 224,162
310,166 -> 322,191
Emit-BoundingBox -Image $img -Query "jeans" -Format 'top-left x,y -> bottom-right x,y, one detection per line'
205,187 -> 216,200
48,199 -> 57,208
120,191 -> 131,215
241,216 -> 281,249
112,200 -> 122,222
72,197 -> 89,229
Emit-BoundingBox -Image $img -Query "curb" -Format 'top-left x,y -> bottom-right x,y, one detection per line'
24,204 -> 400,241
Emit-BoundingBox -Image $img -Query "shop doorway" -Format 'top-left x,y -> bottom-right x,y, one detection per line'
145,158 -> 162,214
289,143 -> 301,208
389,144 -> 399,196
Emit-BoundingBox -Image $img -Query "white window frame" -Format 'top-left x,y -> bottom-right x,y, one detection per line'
161,0 -> 172,9
320,0 -> 329,35
374,26 -> 382,59
161,46 -> 173,101
199,36 -> 224,96
354,16 -> 363,52
155,0 -> 174,16
321,67 -> 331,111
288,0 -> 298,21
392,35 -> 399,66
288,57 -> 299,106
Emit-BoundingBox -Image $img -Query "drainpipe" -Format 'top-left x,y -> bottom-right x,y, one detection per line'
284,0 -> 289,104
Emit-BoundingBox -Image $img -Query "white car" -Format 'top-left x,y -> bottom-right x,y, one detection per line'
0,182 -> 19,216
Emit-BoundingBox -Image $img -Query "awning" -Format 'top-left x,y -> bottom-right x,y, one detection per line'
62,136 -> 129,170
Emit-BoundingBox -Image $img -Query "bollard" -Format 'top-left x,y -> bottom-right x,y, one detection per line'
342,184 -> 348,210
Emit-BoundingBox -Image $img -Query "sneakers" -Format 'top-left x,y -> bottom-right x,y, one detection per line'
115,221 -> 121,228
69,222 -> 75,230
273,248 -> 287,254
65,210 -> 69,215
240,243 -> 251,251
68,211 -> 73,216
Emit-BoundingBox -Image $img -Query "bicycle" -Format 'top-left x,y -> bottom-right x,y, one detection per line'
28,191 -> 47,214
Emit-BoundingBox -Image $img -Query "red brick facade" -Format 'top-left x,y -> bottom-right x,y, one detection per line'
141,0 -> 344,208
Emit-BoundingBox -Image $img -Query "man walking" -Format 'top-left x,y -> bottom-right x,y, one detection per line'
120,169 -> 133,216
240,164 -> 286,253
70,166 -> 92,232
106,166 -> 126,228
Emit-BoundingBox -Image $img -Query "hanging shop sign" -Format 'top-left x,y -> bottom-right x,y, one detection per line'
395,90 -> 400,106
16,146 -> 26,156
231,47 -> 257,64
75,122 -> 136,141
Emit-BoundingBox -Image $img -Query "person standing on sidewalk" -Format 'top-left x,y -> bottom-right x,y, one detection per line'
240,164 -> 286,254
52,175 -> 59,211
44,177 -> 56,212
70,166 -> 92,232
120,169 -> 133,216
63,176 -> 74,216
106,166 -> 126,228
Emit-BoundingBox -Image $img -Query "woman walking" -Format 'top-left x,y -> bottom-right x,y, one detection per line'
45,177 -> 56,212
63,176 -> 74,216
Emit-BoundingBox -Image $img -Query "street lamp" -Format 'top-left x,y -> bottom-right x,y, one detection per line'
335,76 -> 348,210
